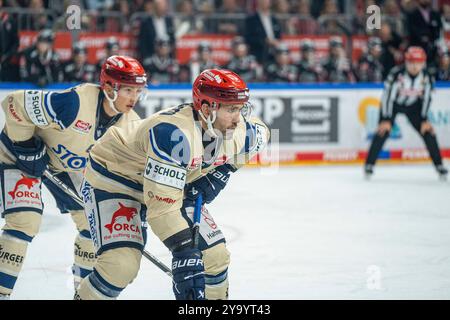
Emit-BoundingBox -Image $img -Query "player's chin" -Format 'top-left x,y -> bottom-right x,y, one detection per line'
122,104 -> 134,112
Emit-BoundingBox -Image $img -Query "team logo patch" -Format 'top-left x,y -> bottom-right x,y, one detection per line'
8,174 -> 40,200
98,200 -> 143,246
3,170 -> 42,211
155,195 -> 176,205
200,207 -> 223,245
144,157 -> 186,190
104,202 -> 138,234
253,123 -> 267,153
24,91 -> 48,126
188,156 -> 203,170
8,102 -> 22,122
72,120 -> 92,134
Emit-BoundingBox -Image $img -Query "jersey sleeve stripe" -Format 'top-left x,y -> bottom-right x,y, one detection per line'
149,127 -> 182,166
90,156 -> 143,192
44,92 -> 66,129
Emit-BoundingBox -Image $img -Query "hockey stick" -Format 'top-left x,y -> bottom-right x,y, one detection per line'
42,169 -> 173,278
192,194 -> 202,248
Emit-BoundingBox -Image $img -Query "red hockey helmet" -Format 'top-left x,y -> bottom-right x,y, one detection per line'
405,46 -> 427,63
192,69 -> 249,111
100,55 -> 147,89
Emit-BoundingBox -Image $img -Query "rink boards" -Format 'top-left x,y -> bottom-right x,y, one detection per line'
1,83 -> 450,165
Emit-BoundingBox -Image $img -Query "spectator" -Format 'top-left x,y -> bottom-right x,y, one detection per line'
311,0 -> 345,18
195,0 -> 215,13
405,0 -> 445,74
272,0 -> 290,15
24,0 -> 53,30
205,0 -> 245,34
180,41 -> 219,83
288,0 -> 319,35
174,0 -> 203,36
272,0 -> 291,34
225,36 -> 262,83
138,0 -> 175,61
353,0 -> 376,35
442,2 -> 450,32
0,0 -> 20,81
85,0 -> 115,31
400,0 -> 417,13
297,39 -> 323,83
265,43 -> 298,82
63,42 -> 97,83
378,21 -> 404,79
107,0 -> 133,32
143,38 -> 179,84
96,36 -> 120,76
20,29 -> 63,87
196,40 -> 219,70
436,52 -> 450,80
356,37 -> 384,82
382,0 -> 405,35
132,0 -> 146,12
244,0 -> 282,65
322,36 -> 355,83
318,0 -> 345,35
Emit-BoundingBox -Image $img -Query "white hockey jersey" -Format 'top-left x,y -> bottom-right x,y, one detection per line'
0,84 -> 140,172
84,103 -> 269,242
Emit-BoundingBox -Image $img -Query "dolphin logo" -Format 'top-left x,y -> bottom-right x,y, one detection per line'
104,202 -> 138,233
8,174 -> 40,200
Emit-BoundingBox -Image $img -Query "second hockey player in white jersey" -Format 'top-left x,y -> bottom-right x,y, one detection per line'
0,55 -> 147,299
76,69 -> 270,300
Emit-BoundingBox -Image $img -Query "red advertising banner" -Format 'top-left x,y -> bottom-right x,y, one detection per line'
18,31 -> 450,66
176,34 -> 234,65
19,31 -> 73,61
19,31 -> 135,64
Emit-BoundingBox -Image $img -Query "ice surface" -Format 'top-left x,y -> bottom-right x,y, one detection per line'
2,164 -> 450,300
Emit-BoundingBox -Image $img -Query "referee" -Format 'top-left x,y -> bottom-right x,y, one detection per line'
364,46 -> 448,180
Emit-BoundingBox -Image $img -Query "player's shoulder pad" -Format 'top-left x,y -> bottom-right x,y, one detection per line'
44,88 -> 80,129
241,118 -> 269,154
149,122 -> 191,168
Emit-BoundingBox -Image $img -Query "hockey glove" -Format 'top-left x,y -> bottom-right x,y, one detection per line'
184,164 -> 234,206
172,248 -> 205,300
13,136 -> 50,178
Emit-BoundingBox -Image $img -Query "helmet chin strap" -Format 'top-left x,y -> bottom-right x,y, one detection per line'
102,89 -> 121,114
198,108 -> 218,138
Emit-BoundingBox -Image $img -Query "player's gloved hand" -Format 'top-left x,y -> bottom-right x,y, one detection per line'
13,136 -> 50,178
377,120 -> 392,136
184,164 -> 233,205
172,248 -> 205,300
420,121 -> 435,135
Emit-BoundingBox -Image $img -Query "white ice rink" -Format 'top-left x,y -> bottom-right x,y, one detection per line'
2,164 -> 450,300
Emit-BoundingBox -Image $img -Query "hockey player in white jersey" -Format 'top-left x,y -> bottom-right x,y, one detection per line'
0,55 -> 147,299
76,69 -> 269,300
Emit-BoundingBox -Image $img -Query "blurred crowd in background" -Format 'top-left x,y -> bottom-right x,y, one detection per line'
1,0 -> 450,86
